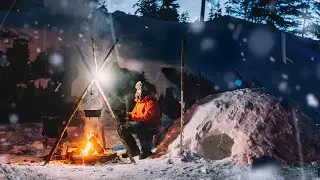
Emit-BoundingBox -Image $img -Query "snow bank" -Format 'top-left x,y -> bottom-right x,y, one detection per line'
160,89 -> 320,165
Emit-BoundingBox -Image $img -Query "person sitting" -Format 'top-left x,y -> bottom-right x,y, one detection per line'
117,81 -> 162,159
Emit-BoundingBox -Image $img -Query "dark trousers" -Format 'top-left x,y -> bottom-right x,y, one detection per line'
119,121 -> 153,154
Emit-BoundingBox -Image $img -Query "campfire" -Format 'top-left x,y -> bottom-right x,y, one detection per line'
57,131 -> 118,164
54,111 -> 119,165
81,132 -> 104,157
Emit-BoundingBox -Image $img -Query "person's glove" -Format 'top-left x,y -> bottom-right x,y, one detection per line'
120,121 -> 131,131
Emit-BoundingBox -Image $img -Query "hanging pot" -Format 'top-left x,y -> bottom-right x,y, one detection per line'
84,109 -> 102,117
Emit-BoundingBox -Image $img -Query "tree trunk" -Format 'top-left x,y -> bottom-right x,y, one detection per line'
302,0 -> 310,38
200,0 -> 206,22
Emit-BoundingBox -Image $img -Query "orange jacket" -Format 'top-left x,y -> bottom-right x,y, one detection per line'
130,95 -> 161,129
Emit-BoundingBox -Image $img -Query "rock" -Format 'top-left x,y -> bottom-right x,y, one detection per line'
166,158 -> 173,164
159,89 -> 320,165
0,155 -> 10,164
32,141 -> 44,150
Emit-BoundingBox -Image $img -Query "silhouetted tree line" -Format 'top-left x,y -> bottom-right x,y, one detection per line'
134,0 -> 180,22
207,0 -> 320,38
133,0 -> 320,38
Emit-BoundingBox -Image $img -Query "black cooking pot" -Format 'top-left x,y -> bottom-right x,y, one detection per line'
84,109 -> 102,117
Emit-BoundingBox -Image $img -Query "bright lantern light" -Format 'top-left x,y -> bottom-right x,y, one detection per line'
94,70 -> 114,87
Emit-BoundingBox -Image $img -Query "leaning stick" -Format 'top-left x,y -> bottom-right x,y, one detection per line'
95,81 -> 136,163
43,81 -> 94,165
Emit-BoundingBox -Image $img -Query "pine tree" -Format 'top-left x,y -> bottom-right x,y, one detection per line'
98,1 -> 108,14
208,0 -> 222,21
298,0 -> 312,37
311,0 -> 320,38
133,0 -> 159,19
208,6 -> 215,21
243,0 -> 302,30
158,0 -> 180,22
179,11 -> 190,22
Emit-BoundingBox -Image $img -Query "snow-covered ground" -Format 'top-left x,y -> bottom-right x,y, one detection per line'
1,157 -> 320,180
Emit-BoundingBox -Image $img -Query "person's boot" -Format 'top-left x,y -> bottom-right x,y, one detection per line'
139,150 -> 153,160
139,134 -> 153,160
121,149 -> 140,158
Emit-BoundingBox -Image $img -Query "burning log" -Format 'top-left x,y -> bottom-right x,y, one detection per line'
88,135 -> 104,155
81,133 -> 105,156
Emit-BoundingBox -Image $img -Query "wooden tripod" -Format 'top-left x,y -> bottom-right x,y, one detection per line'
43,38 -> 136,165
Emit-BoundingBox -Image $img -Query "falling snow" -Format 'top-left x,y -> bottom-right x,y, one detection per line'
278,81 -> 288,93
248,29 -> 275,57
269,57 -> 276,63
49,53 -> 64,67
282,73 -> 289,80
306,94 -> 319,108
200,38 -> 215,51
227,23 -> 235,31
189,22 -> 205,34
8,114 -> 19,124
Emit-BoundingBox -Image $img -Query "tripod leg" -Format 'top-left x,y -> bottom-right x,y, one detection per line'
95,81 -> 136,163
43,81 -> 94,165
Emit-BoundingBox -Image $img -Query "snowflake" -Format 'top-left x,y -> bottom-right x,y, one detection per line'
227,23 -> 235,30
88,13 -> 93,19
9,114 -> 19,124
49,53 -> 64,67
269,57 -> 276,63
242,38 -> 248,43
282,73 -> 288,80
306,93 -> 319,108
201,38 -> 215,51
189,22 -> 205,34
278,81 -> 288,93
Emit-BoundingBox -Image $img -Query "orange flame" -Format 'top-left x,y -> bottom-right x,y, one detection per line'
81,132 -> 98,157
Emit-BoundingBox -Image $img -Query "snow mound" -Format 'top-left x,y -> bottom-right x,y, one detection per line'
157,89 -> 320,165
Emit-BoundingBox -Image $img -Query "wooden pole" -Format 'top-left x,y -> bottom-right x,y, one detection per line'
92,36 -> 98,72
91,37 -> 106,149
179,39 -> 185,155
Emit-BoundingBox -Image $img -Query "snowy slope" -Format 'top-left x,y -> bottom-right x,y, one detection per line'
1,157 -> 320,180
